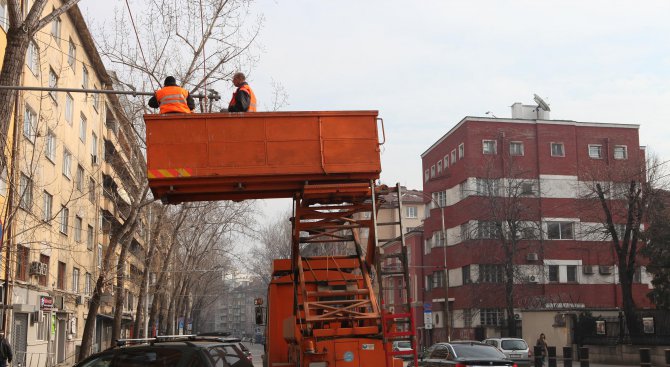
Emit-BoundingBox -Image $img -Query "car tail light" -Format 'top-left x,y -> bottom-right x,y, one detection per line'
455,364 -> 466,367
528,350 -> 532,357
513,364 -> 518,367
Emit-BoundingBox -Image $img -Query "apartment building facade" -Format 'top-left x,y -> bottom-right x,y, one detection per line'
0,2 -> 145,365
419,103 -> 653,345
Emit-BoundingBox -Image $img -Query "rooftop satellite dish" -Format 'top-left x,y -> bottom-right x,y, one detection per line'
534,94 -> 551,111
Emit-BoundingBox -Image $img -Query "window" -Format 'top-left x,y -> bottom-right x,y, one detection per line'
432,190 -> 446,207
67,38 -> 76,68
38,254 -> 49,287
482,140 -> 497,154
0,167 -> 6,197
614,145 -> 628,160
567,265 -> 577,282
510,141 -> 524,156
82,66 -> 89,88
50,15 -> 61,40
72,267 -> 80,293
98,245 -> 103,268
522,226 -> 538,240
89,178 -> 96,203
92,85 -> 100,111
74,216 -> 82,242
451,149 -> 457,163
406,206 -> 417,218
588,144 -> 603,159
23,105 -> 36,142
547,221 -> 574,240
443,155 -> 449,168
60,205 -> 69,235
76,165 -> 84,191
431,271 -> 445,289
462,265 -> 471,284
87,225 -> 94,250
548,265 -> 559,282
42,191 -> 52,222
0,0 -> 8,30
430,165 -> 435,178
91,132 -> 98,161
481,308 -> 504,326
432,230 -> 445,247
551,142 -> 565,157
16,245 -> 29,281
459,143 -> 464,159
48,68 -> 58,101
460,222 -> 470,240
463,308 -> 472,327
79,114 -> 87,142
476,178 -> 499,196
65,93 -> 73,124
37,312 -> 48,341
57,261 -> 66,290
19,173 -> 33,210
27,41 -> 40,76
437,160 -> 442,174
477,221 -> 500,239
521,182 -> 535,195
479,264 -> 503,283
45,129 -> 56,161
62,148 -> 71,178
85,272 -> 92,295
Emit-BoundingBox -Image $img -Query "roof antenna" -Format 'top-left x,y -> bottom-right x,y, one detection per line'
485,111 -> 498,118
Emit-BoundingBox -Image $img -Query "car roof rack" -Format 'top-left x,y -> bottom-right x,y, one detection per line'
114,334 -> 242,348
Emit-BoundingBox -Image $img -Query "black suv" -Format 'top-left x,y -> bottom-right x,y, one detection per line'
74,336 -> 253,367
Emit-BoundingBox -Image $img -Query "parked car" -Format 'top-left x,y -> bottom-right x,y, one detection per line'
392,340 -> 414,360
483,338 -> 531,366
74,336 -> 253,367
197,332 -> 253,363
411,341 -> 517,366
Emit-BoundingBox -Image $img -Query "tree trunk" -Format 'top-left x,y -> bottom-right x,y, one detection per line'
133,208 -> 164,336
504,258 -> 516,337
111,238 -> 131,343
619,257 -> 639,335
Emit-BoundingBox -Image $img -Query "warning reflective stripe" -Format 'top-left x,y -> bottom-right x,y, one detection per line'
159,94 -> 187,105
147,168 -> 193,178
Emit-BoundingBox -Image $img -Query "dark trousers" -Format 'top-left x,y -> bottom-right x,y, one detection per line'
0,358 -> 7,367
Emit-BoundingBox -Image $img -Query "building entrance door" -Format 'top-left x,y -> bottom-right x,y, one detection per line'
12,313 -> 28,365
57,318 -> 66,363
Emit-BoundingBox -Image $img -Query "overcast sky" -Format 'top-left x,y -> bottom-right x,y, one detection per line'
82,0 -> 670,215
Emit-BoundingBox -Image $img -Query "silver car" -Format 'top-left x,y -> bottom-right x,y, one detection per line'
483,338 -> 531,366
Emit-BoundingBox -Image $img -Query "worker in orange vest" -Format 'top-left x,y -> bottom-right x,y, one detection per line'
148,76 -> 195,114
228,72 -> 257,112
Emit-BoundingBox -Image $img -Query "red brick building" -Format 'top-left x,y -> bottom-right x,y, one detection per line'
418,103 -> 653,345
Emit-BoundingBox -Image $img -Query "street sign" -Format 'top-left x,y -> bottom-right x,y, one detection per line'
424,310 -> 433,330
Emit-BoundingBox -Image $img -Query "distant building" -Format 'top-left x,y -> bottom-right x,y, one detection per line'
215,276 -> 265,339
418,100 -> 652,346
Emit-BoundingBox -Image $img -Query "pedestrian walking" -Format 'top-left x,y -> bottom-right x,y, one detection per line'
536,333 -> 548,366
0,331 -> 13,367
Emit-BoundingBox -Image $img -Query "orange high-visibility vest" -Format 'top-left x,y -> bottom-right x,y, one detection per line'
229,84 -> 257,112
156,86 -> 191,114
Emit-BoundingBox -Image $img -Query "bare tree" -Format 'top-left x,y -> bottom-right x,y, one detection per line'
246,211 -> 292,286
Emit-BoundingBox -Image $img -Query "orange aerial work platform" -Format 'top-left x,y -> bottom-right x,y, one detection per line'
145,111 -> 383,203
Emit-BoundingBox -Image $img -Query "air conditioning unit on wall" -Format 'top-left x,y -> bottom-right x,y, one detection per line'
29,261 -> 48,276
599,266 -> 613,275
526,252 -> 538,261
583,265 -> 595,274
525,275 -> 538,284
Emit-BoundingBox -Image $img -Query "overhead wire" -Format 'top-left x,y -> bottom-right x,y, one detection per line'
199,0 -> 208,112
123,0 -> 157,90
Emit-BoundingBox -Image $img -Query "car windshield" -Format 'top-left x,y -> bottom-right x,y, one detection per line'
396,342 -> 411,348
452,344 -> 506,359
501,340 -> 528,350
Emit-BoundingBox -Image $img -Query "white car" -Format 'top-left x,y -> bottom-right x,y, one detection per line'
483,338 -> 531,366
392,340 -> 414,360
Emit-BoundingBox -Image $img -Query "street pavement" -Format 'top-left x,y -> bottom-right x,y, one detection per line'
242,343 -> 630,367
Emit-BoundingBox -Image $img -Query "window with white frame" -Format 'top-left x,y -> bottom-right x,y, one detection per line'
588,144 -> 603,159
476,178 -> 499,196
424,169 -> 430,182
45,129 -> 56,161
406,206 -> 417,218
431,271 -> 445,289
481,308 -> 504,326
477,221 -> 500,239
93,85 -> 100,111
567,265 -> 577,282
19,173 -> 32,210
548,265 -> 559,282
614,145 -> 628,160
62,148 -> 72,178
444,155 -> 449,168
546,221 -> 574,239
460,222 -> 470,240
65,93 -> 73,124
89,177 -> 96,203
48,68 -> 58,101
97,244 -> 103,268
432,190 -> 446,207
72,267 -> 80,293
42,190 -> 52,222
76,165 -> 84,191
60,205 -> 69,234
91,132 -> 98,160
23,105 -> 37,142
27,41 -> 40,76
551,142 -> 565,157
482,140 -> 496,154
463,308 -> 472,327
451,149 -> 457,163
87,224 -> 94,250
510,141 -> 524,156
85,272 -> 92,295
424,239 -> 431,255
459,143 -> 464,159
79,114 -> 87,143
67,38 -> 76,68
430,165 -> 435,178
50,14 -> 61,40
479,264 -> 504,283
432,230 -> 445,247
437,160 -> 442,174
74,216 -> 82,242
82,66 -> 89,88
462,265 -> 471,284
